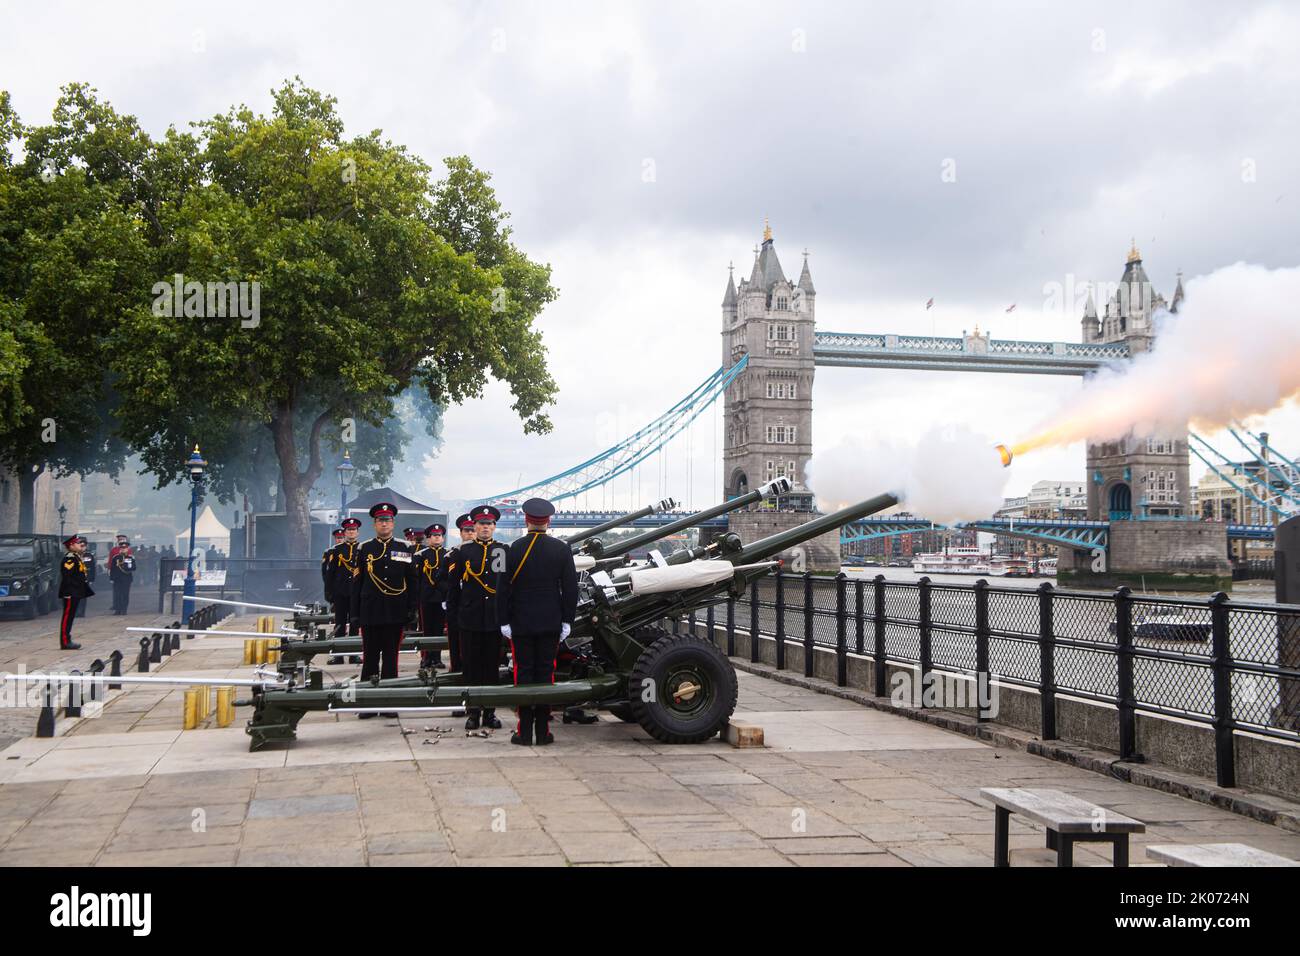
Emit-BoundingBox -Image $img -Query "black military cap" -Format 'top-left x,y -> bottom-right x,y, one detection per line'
340,517 -> 362,530
64,534 -> 84,548
331,528 -> 345,539
403,527 -> 419,537
455,513 -> 474,530
424,523 -> 446,536
470,505 -> 501,524
369,502 -> 398,519
522,497 -> 555,519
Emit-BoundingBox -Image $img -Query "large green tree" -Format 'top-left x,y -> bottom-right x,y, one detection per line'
108,80 -> 558,554
0,89 -> 150,530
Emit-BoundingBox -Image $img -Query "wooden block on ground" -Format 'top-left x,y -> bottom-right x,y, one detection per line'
726,721 -> 764,749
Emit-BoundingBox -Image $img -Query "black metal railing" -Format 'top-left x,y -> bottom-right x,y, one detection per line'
715,572 -> 1300,789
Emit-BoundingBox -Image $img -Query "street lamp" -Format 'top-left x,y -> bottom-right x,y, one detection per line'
336,449 -> 356,522
181,444 -> 207,624
57,504 -> 67,540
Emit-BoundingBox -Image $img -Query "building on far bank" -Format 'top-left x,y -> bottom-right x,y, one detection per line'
0,467 -> 82,536
1192,442 -> 1298,560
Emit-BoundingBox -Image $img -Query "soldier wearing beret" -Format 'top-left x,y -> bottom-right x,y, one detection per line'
455,505 -> 509,730
57,535 -> 92,650
500,498 -> 578,745
349,503 -> 418,711
415,522 -> 448,670
442,513 -> 474,674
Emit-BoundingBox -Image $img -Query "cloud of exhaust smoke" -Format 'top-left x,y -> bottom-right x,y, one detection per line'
807,424 -> 1009,525
1014,262 -> 1300,454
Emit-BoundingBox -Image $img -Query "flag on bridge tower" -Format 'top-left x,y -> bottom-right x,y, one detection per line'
1005,303 -> 1017,313
925,297 -> 934,310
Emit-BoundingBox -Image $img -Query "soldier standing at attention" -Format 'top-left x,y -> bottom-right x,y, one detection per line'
109,541 -> 136,616
416,522 -> 448,670
322,528 -> 343,605
500,498 -> 577,746
349,503 -> 417,711
330,518 -> 364,664
57,535 -> 92,650
442,513 -> 474,674
456,505 -> 509,731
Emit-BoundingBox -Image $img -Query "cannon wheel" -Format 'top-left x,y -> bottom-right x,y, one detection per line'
628,633 -> 737,744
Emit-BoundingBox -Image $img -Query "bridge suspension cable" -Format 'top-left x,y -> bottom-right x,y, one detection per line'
479,356 -> 749,504
1223,426 -> 1300,507
1188,434 -> 1293,519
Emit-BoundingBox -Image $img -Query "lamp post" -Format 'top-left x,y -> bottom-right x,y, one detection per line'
181,444 -> 207,624
336,450 -> 356,523
57,504 -> 67,540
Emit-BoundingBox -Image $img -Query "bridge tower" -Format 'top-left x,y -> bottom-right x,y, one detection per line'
721,220 -> 817,508
1080,242 -> 1191,521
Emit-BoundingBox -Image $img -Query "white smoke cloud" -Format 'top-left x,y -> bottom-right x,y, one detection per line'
1018,261 -> 1300,449
806,424 -> 1009,524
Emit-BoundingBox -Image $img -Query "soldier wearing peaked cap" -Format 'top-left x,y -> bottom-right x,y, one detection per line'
442,513 -> 475,674
349,503 -> 418,711
109,540 -> 136,616
322,528 -> 344,604
455,505 -> 509,730
326,521 -> 363,664
415,522 -> 449,670
57,535 -> 92,650
500,498 -> 577,745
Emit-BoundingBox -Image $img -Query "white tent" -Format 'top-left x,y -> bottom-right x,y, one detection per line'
175,504 -> 231,553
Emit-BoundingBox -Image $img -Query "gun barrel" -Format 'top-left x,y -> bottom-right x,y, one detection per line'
732,493 -> 899,565
601,478 -> 792,560
566,498 -> 677,551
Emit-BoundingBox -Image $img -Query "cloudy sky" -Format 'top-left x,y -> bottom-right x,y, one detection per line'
4,1 -> 1299,511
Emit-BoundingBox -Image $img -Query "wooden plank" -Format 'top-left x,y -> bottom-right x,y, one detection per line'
979,787 -> 1145,833
1146,843 -> 1300,868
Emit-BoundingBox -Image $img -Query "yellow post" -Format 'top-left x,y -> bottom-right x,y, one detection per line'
215,686 -> 234,727
254,638 -> 267,664
183,688 -> 198,730
243,639 -> 255,665
198,685 -> 210,721
267,639 -> 280,664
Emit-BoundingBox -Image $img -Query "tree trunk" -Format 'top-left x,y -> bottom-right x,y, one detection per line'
269,405 -> 331,557
17,463 -> 42,534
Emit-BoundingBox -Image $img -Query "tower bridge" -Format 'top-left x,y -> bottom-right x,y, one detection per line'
481,225 -> 1282,585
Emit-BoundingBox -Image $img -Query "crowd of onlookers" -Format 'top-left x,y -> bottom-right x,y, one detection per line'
82,542 -> 230,586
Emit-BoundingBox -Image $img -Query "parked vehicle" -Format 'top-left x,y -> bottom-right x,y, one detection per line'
0,534 -> 63,619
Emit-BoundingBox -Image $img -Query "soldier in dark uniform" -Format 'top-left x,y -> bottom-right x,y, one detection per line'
500,498 -> 578,746
109,542 -> 136,615
415,522 -> 448,669
456,505 -> 509,730
322,527 -> 343,602
57,535 -> 92,649
442,513 -> 474,674
349,503 -> 417,715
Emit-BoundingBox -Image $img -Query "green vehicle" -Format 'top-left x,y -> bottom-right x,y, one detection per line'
0,534 -> 63,619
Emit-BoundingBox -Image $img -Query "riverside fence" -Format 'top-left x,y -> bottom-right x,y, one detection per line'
687,573 -> 1300,790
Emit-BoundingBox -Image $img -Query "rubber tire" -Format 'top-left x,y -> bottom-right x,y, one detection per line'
22,596 -> 36,619
628,633 -> 738,744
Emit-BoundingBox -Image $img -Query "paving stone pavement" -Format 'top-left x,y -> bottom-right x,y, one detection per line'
2,613 -> 1300,866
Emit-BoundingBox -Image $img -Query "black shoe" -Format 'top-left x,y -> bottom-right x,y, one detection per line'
465,715 -> 480,731
433,661 -> 446,670
358,713 -> 377,720
61,642 -> 82,650
485,714 -> 502,730
535,730 -> 554,746
510,732 -> 532,746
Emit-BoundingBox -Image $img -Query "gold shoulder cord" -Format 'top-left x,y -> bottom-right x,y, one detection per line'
422,547 -> 441,585
510,531 -> 542,583
366,539 -> 407,596
462,543 -> 496,595
337,543 -> 356,574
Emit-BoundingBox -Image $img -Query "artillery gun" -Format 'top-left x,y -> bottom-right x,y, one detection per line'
241,489 -> 898,750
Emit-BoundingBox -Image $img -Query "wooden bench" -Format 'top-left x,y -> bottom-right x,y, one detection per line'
980,788 -> 1145,867
1146,843 -> 1300,867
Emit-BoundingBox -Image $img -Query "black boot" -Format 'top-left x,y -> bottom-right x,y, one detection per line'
483,709 -> 502,730
535,705 -> 553,745
512,705 -> 534,746
465,711 -> 480,731
61,642 -> 82,651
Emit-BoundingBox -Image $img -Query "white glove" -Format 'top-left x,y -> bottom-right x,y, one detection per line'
560,623 -> 571,640
441,602 -> 446,610
500,625 -> 512,639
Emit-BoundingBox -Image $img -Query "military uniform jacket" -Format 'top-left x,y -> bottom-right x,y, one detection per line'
109,553 -> 136,581
349,536 -> 417,627
321,548 -> 334,600
59,552 -> 93,599
454,540 -> 509,632
328,541 -> 359,605
415,546 -> 450,605
503,531 -> 578,635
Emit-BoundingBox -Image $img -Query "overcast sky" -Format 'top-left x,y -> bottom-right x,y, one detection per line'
4,1 -> 1299,511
